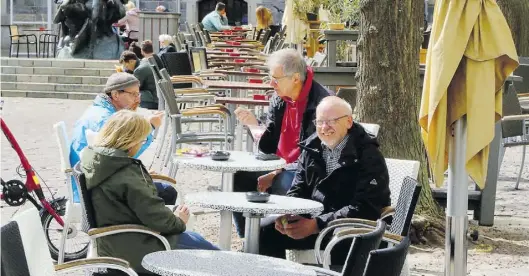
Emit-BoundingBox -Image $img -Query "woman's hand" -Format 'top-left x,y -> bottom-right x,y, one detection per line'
174,205 -> 190,224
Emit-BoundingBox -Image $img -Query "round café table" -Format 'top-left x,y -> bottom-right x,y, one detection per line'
142,250 -> 317,276
173,151 -> 286,250
186,192 -> 323,254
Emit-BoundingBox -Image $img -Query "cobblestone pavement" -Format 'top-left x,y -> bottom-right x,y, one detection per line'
1,97 -> 528,275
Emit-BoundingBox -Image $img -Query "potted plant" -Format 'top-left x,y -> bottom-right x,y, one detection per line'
293,0 -> 328,22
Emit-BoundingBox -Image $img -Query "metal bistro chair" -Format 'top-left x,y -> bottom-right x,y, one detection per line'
310,220 -> 386,276
1,207 -> 138,276
500,83 -> 529,189
6,25 -> 38,58
71,164 -> 171,276
156,69 -> 234,177
314,177 -> 421,276
39,23 -> 61,58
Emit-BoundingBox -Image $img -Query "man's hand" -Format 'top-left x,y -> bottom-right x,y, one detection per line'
257,170 -> 281,192
173,205 -> 190,224
234,107 -> 258,126
148,111 -> 164,129
283,216 -> 319,240
274,215 -> 288,235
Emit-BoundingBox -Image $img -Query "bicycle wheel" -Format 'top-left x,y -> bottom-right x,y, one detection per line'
40,201 -> 89,261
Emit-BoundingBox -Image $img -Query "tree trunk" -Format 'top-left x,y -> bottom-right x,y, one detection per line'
497,0 -> 529,56
356,0 -> 442,218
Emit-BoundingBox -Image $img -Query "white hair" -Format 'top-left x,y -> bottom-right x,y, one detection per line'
266,48 -> 307,82
159,34 -> 173,45
317,96 -> 353,115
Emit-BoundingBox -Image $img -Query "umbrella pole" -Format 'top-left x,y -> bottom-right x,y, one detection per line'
445,117 -> 469,276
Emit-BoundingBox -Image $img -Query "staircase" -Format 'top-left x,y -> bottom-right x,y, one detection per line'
1,58 -> 117,100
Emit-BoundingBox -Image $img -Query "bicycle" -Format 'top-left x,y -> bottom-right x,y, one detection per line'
1,117 -> 89,261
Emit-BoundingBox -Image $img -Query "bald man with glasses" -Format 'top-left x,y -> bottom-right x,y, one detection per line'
258,96 -> 391,264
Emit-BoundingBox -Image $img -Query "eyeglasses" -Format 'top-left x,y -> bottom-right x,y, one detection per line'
121,90 -> 140,98
269,74 -> 291,84
313,115 -> 349,127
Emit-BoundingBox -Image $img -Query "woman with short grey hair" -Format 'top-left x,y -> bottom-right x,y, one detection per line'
158,34 -> 176,56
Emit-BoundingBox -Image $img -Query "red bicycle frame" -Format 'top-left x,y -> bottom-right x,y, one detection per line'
1,118 -> 64,226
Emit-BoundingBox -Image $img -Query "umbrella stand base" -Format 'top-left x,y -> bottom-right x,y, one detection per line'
445,118 -> 469,276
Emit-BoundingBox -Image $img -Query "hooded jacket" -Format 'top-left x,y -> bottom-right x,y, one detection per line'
288,123 -> 391,230
81,146 -> 185,273
69,94 -> 154,202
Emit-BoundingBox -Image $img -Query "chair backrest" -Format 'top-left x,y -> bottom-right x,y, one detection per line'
9,25 -> 19,37
341,220 -> 386,276
337,87 -> 357,111
388,177 -> 421,236
53,121 -> 77,203
255,28 -> 264,40
147,57 -> 166,111
502,83 -> 524,138
72,163 -> 97,232
189,47 -> 208,73
358,123 -> 380,137
158,68 -> 184,116
160,52 -> 193,76
513,57 -> 529,94
312,52 -> 327,67
362,236 -> 410,276
185,21 -> 193,35
172,35 -> 183,51
203,30 -> 212,44
384,158 -> 420,206
160,52 -> 193,89
1,221 -> 32,276
157,75 -> 185,135
260,29 -> 272,44
8,207 -> 56,276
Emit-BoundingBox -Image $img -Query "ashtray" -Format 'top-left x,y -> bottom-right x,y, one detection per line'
246,191 -> 270,203
210,151 -> 230,161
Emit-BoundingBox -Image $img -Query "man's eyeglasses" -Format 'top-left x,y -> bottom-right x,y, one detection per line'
269,74 -> 291,84
120,90 -> 140,98
313,115 -> 349,127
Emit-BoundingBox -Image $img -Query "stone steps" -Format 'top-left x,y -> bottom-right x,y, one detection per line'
0,57 -> 118,68
0,57 -> 117,99
1,66 -> 115,77
1,74 -> 107,85
2,82 -> 104,93
0,90 -> 97,100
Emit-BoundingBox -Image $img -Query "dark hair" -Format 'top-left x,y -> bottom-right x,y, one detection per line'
128,42 -> 143,59
215,2 -> 226,12
119,50 -> 138,64
140,40 -> 154,54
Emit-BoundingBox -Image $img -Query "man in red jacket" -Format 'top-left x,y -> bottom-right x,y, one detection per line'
233,49 -> 331,237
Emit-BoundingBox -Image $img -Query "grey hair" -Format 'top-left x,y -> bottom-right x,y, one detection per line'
159,34 -> 173,44
266,49 -> 307,82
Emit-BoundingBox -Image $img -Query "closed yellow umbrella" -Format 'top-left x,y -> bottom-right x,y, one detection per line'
419,0 -> 518,275
420,0 -> 518,189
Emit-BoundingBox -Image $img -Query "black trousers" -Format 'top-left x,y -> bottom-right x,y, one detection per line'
258,218 -> 353,265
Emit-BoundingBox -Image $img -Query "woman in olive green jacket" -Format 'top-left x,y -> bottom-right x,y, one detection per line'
81,110 -> 218,274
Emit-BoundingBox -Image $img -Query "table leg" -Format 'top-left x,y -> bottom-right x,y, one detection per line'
219,172 -> 234,250
243,213 -> 263,254
219,210 -> 233,250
